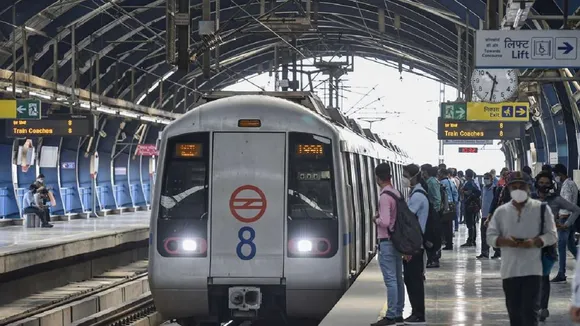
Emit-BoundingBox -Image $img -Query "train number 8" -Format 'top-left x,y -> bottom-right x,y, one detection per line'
236,226 -> 257,260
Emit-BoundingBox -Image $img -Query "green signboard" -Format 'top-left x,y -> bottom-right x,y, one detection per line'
0,99 -> 41,120
441,102 -> 467,121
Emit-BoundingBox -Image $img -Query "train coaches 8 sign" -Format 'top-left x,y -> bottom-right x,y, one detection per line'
229,185 -> 267,260
6,115 -> 93,137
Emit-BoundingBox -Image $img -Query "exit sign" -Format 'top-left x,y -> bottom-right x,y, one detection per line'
458,147 -> 478,153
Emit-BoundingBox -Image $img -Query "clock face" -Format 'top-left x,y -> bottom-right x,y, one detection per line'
471,69 -> 518,103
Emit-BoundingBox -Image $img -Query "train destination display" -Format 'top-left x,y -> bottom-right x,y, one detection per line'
6,116 -> 93,137
437,118 -> 524,140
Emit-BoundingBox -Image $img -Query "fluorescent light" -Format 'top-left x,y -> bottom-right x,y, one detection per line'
119,110 -> 139,118
140,116 -> 158,122
5,87 -> 23,93
162,70 -> 175,81
136,94 -> 146,105
29,91 -> 52,100
148,81 -> 160,93
96,106 -> 117,114
79,102 -> 91,109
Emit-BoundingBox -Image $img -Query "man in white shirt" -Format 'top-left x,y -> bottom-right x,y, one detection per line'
552,164 -> 579,283
487,171 -> 558,326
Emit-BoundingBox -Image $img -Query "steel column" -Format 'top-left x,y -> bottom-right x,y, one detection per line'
11,5 -> 16,98
202,0 -> 211,79
456,26 -> 462,99
95,54 -> 100,94
71,24 -> 77,103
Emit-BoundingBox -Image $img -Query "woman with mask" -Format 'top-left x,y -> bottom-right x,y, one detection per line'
535,171 -> 580,321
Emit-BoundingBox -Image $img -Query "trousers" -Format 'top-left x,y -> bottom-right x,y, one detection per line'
403,250 -> 425,319
503,275 -> 541,326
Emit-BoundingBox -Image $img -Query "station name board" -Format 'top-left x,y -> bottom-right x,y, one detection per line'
437,118 -> 524,140
5,116 -> 93,137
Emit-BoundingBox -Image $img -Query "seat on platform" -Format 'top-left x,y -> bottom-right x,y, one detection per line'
23,213 -> 41,228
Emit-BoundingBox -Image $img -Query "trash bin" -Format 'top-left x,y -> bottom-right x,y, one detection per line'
24,213 -> 40,228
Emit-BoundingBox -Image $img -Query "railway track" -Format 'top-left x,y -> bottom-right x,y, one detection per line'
1,260 -> 150,326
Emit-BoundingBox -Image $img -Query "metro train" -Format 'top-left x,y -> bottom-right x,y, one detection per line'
148,91 -> 411,325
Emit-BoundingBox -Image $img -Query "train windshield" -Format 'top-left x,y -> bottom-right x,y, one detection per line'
158,133 -> 209,220
287,132 -> 337,220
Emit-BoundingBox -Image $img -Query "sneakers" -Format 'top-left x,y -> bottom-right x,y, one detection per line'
404,315 -> 426,324
460,242 -> 475,247
395,316 -> 404,325
476,253 -> 488,259
539,308 -> 549,321
491,252 -> 501,259
371,317 -> 398,326
426,261 -> 439,268
550,274 -> 567,283
41,223 -> 54,228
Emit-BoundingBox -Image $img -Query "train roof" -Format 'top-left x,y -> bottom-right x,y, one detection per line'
194,91 -> 410,160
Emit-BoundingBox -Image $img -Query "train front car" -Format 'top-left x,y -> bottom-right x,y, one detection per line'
149,95 -> 347,325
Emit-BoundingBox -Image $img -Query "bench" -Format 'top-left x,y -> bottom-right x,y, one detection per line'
23,213 -> 41,228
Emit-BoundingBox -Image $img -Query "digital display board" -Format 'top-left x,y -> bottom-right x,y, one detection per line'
458,147 -> 479,153
437,118 -> 524,140
296,144 -> 324,156
6,116 -> 93,137
175,143 -> 203,158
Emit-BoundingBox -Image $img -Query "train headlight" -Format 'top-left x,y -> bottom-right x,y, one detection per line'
182,239 -> 197,251
297,239 -> 313,252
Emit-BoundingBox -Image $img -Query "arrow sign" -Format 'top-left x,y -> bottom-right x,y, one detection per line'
515,106 -> 527,117
558,42 -> 574,55
456,107 -> 465,119
16,106 -> 26,114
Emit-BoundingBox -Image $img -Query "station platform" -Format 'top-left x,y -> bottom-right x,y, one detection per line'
0,211 -> 150,275
319,227 -> 576,326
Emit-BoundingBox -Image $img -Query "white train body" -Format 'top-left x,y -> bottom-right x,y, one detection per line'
148,92 -> 410,324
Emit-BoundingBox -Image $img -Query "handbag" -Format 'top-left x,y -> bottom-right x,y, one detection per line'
540,202 -> 558,261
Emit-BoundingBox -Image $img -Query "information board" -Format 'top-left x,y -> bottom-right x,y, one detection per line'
466,102 -> 529,122
437,118 -> 524,140
6,115 -> 93,137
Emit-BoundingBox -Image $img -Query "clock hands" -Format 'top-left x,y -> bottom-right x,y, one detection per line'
486,72 -> 498,101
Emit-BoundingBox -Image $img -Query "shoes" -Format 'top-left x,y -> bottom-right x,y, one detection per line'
41,223 -> 54,228
442,246 -> 453,251
550,275 -> 567,283
476,254 -> 488,259
404,315 -> 426,325
539,308 -> 549,321
491,253 -> 501,259
395,316 -> 404,325
371,317 -> 397,326
426,261 -> 439,268
460,242 -> 475,247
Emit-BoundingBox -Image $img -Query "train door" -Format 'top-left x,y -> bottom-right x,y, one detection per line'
210,132 -> 286,278
357,155 -> 371,264
344,153 -> 360,275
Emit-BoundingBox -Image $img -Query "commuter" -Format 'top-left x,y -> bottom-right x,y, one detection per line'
498,168 -> 509,186
570,250 -> 580,323
457,170 -> 466,224
542,164 -> 560,194
535,171 -> 580,321
523,166 -> 536,197
490,169 -> 499,186
22,184 -> 53,228
551,163 -> 579,284
372,163 -> 404,326
477,173 -> 500,259
438,163 -> 446,171
486,171 -> 557,326
438,168 -> 457,251
420,164 -> 441,268
485,171 -> 513,259
460,169 -> 481,247
401,164 -> 428,325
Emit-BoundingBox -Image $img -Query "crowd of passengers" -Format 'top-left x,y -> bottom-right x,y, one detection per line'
371,162 -> 580,326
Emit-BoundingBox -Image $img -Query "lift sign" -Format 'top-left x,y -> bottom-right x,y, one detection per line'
229,185 -> 267,260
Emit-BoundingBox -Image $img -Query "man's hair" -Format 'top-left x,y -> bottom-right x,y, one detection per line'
438,163 -> 447,170
375,163 -> 391,182
28,183 -> 38,191
554,163 -> 568,176
490,169 -> 496,174
458,170 -> 464,177
541,164 -> 552,173
420,164 -> 432,171
427,166 -> 438,177
439,168 -> 449,177
37,174 -> 45,179
404,164 -> 421,178
484,172 -> 492,178
465,169 -> 475,178
450,168 -> 457,177
522,166 -> 532,175
535,171 -> 553,183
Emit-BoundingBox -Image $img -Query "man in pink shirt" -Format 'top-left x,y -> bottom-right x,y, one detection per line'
372,163 -> 404,326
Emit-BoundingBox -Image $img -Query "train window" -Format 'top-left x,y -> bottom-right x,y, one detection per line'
287,132 -> 336,220
158,132 -> 210,220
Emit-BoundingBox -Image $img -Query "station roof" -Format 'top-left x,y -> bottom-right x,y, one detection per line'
0,0 -> 578,113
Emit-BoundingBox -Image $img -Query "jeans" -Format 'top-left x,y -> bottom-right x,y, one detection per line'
503,275 -> 541,326
404,249 -> 425,319
557,219 -> 577,276
379,240 -> 404,319
539,256 -> 556,310
480,218 -> 501,256
464,210 -> 477,243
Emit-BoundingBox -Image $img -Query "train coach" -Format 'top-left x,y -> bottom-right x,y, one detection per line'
148,91 -> 411,325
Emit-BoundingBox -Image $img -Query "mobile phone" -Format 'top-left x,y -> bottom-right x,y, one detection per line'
513,238 -> 525,242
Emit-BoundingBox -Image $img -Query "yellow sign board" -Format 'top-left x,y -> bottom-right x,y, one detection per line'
0,100 -> 17,119
466,102 -> 529,122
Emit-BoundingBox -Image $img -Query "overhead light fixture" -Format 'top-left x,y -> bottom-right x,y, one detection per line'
119,110 -> 139,118
79,102 -> 91,109
136,94 -> 147,105
140,116 -> 158,122
5,87 -> 23,93
96,106 -> 117,114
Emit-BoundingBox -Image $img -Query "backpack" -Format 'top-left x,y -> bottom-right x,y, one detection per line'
414,189 -> 442,251
383,190 -> 423,255
439,183 -> 449,214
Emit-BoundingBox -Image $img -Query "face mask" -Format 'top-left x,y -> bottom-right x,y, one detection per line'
510,189 -> 528,203
401,177 -> 411,188
484,179 -> 491,185
538,185 -> 552,193
37,179 -> 44,183
555,176 -> 561,183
